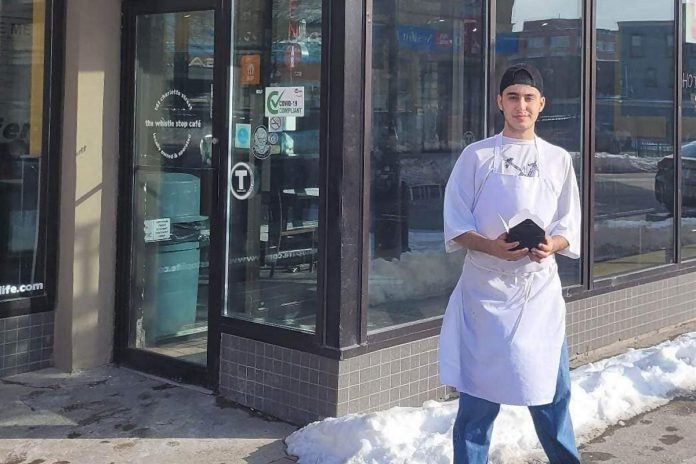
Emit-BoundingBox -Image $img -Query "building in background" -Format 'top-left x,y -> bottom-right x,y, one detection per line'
2,0 -> 696,425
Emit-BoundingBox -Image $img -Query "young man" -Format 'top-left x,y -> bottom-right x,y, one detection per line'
439,63 -> 582,463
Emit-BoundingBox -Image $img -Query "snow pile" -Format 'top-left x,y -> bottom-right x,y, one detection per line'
286,332 -> 696,464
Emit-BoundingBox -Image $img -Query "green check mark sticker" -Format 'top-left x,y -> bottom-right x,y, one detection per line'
266,90 -> 286,116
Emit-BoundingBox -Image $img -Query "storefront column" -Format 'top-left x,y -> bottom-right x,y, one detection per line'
54,0 -> 121,371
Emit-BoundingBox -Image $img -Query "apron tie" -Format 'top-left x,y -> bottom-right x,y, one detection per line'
509,273 -> 535,342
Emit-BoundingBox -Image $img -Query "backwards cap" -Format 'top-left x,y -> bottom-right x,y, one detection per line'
499,63 -> 544,95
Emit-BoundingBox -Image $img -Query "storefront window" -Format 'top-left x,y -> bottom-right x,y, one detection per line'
0,1 -> 47,302
495,0 -> 584,287
223,0 -> 322,333
682,0 -> 696,260
594,0 -> 675,278
367,0 -> 485,332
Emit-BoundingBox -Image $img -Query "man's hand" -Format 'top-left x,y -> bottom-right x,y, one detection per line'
485,233 -> 529,261
529,236 -> 568,263
455,231 -> 529,261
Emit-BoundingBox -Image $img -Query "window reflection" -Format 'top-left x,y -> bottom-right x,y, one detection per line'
594,0 -> 675,278
0,1 -> 46,301
367,0 -> 485,332
224,0 -> 321,333
495,0 -> 583,287
128,11 -> 215,365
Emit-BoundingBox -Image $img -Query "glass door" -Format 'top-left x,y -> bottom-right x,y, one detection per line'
118,1 -> 220,384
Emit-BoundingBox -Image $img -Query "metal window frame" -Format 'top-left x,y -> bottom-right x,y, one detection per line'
675,0 -> 683,265
155,0 -> 357,359
344,0 -> 694,358
115,0 -> 221,388
0,0 -> 65,319
323,0 -> 367,351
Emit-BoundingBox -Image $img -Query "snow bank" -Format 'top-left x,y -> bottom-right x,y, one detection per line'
286,332 -> 696,464
595,217 -> 696,261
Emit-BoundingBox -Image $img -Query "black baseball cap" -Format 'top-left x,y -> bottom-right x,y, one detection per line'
499,63 -> 544,95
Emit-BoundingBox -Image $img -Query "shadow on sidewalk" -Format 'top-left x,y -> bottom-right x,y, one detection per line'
0,366 -> 299,464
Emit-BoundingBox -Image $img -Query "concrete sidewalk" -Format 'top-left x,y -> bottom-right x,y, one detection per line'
578,392 -> 696,464
2,365 -> 696,464
0,367 -> 298,464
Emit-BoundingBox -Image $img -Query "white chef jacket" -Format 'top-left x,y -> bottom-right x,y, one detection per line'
444,136 -> 581,257
439,134 -> 581,406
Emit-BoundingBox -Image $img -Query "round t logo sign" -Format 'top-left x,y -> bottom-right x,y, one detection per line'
230,162 -> 255,200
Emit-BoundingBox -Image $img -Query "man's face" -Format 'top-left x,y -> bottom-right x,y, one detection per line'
497,84 -> 545,134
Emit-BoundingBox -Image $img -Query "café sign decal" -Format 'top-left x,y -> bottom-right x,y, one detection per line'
145,89 -> 203,160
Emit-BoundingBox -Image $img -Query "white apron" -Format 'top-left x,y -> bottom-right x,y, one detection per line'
439,134 -> 566,406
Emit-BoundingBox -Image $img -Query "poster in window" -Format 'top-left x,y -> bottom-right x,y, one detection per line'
687,0 -> 696,44
240,54 -> 261,85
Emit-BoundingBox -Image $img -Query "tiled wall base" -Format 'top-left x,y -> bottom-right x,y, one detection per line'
219,334 -> 448,425
220,272 -> 696,425
219,335 -> 339,425
0,312 -> 54,378
566,273 -> 696,356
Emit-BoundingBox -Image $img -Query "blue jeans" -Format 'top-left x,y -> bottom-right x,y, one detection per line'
452,342 -> 580,464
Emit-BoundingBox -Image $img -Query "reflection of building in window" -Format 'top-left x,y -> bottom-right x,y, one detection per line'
598,40 -> 615,53
645,67 -> 658,87
596,20 -> 674,154
550,35 -> 570,56
551,35 -> 570,48
526,36 -> 545,57
367,0 -> 486,330
495,17 -> 584,152
631,34 -> 643,57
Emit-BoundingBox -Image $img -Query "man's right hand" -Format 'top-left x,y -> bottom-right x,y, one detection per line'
485,233 -> 529,261
456,231 -> 529,261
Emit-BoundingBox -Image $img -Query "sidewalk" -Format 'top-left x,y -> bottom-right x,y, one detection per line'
1,365 -> 696,464
578,391 -> 696,464
0,366 -> 298,464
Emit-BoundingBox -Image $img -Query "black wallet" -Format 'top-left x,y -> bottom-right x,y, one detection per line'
506,219 -> 546,250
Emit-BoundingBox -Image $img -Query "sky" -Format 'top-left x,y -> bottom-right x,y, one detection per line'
510,0 -> 674,31
287,331 -> 696,464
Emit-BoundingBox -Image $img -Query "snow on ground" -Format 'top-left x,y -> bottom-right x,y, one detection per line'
286,332 -> 696,464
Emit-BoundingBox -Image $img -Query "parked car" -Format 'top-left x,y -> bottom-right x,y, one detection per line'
654,141 -> 696,213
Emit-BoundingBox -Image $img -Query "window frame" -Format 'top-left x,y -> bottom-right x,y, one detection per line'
209,0 -> 365,358
0,0 -> 64,319
159,0 -> 692,358
355,0 -> 691,356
